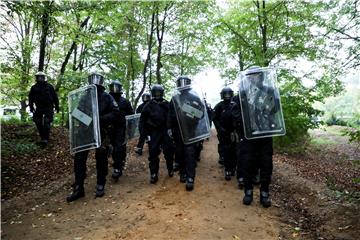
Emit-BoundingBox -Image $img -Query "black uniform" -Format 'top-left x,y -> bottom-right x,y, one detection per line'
135,101 -> 149,152
109,93 -> 134,171
28,81 -> 59,143
167,89 -> 205,182
139,98 -> 174,177
73,86 -> 120,187
231,94 -> 273,192
168,101 -> 197,181
213,100 -> 237,175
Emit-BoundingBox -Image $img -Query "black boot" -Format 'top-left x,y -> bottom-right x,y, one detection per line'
186,178 -> 194,191
112,168 -> 122,181
66,185 -> 84,202
218,157 -> 224,166
95,184 -> 105,198
237,178 -> 244,189
243,189 -> 253,205
180,173 -> 187,183
260,191 -> 271,208
168,169 -> 174,177
135,147 -> 142,156
150,173 -> 158,184
225,171 -> 231,181
173,163 -> 180,172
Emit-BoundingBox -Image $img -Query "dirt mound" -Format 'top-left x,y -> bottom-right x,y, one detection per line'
1,123 -> 74,200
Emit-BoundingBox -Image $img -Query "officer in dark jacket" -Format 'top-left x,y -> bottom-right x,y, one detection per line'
167,76 -> 209,191
28,72 -> 59,146
231,66 -> 276,208
67,73 -> 120,202
108,80 -> 129,181
135,93 -> 151,155
213,87 -> 237,181
139,84 -> 174,184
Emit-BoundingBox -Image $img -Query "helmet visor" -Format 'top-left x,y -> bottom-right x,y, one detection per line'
88,74 -> 104,86
35,75 -> 46,82
142,94 -> 151,102
109,84 -> 122,93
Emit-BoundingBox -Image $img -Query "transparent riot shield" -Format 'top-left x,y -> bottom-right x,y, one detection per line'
238,67 -> 286,139
172,87 -> 211,144
124,113 -> 141,144
68,84 -> 101,154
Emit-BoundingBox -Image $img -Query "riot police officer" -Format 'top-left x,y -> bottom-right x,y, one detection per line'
135,93 -> 151,155
167,76 -> 210,191
28,71 -> 59,146
213,87 -> 237,177
67,73 -> 120,202
139,84 -> 174,184
108,80 -> 134,180
232,66 -> 284,208
213,87 -> 237,180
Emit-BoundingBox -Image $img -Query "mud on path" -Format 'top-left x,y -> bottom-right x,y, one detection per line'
1,134 -> 280,240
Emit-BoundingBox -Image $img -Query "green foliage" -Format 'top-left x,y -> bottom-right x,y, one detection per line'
0,116 -> 31,125
274,70 -> 323,150
1,139 -> 40,158
342,127 -> 360,146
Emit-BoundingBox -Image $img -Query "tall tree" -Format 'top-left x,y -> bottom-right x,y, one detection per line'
0,1 -> 37,120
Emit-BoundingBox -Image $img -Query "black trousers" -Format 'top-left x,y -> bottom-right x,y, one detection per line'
33,109 -> 53,141
237,137 -> 273,192
136,133 -> 146,150
217,138 -> 226,161
223,138 -> 236,172
110,127 -> 126,170
74,145 -> 109,186
148,130 -> 174,175
175,140 -> 197,179
194,140 -> 203,161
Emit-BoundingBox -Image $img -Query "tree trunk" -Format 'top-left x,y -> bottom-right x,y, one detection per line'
38,1 -> 52,71
134,6 -> 156,108
55,16 -> 90,91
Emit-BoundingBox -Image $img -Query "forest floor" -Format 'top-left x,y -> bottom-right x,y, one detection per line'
1,124 -> 359,240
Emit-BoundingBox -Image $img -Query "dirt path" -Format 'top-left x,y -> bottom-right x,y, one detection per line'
1,134 -> 281,240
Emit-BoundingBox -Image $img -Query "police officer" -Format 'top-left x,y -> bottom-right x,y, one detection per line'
67,73 -> 120,202
204,98 -> 214,129
213,87 -> 237,180
108,80 -> 134,180
28,72 -> 59,146
135,93 -> 151,155
167,76 -> 209,191
233,66 -> 277,208
139,84 -> 174,184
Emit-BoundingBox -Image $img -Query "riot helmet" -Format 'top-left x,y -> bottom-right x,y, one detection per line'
176,76 -> 191,89
151,84 -> 164,100
109,80 -> 123,94
142,93 -> 151,102
220,87 -> 234,101
245,66 -> 264,86
35,71 -> 47,82
88,73 -> 104,86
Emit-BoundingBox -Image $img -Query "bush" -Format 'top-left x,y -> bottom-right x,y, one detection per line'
0,116 -> 31,125
342,127 -> 360,147
325,114 -> 348,126
1,139 -> 40,157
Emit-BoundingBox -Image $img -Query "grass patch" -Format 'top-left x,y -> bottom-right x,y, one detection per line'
310,137 -> 337,146
1,140 -> 40,158
325,125 -> 349,136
